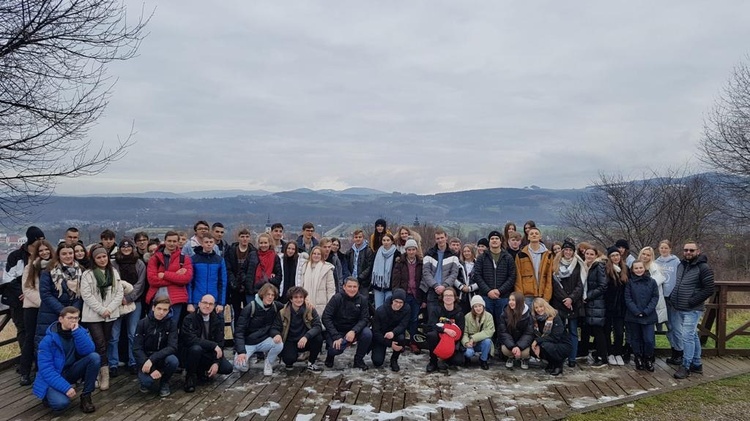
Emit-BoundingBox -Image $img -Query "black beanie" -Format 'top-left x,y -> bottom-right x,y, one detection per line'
25,226 -> 45,244
391,288 -> 407,303
477,238 -> 489,248
487,230 -> 502,240
607,246 -> 620,256
615,239 -> 630,250
562,239 -> 575,250
375,218 -> 387,228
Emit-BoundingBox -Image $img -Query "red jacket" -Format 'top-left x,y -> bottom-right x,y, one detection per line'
146,246 -> 193,305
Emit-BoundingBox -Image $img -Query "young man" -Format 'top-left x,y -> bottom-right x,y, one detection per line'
270,223 -> 287,255
422,229 -> 460,314
224,228 -> 257,327
346,230 -> 375,298
211,222 -> 229,256
506,231 -> 523,260
273,286 -> 324,372
233,283 -> 284,376
473,230 -> 516,338
33,306 -> 98,413
189,235 -> 227,315
134,232 -> 150,259
322,277 -> 373,370
99,229 -> 117,258
515,227 -> 554,305
134,295 -> 179,397
146,231 -> 194,330
448,238 -> 462,256
64,227 -> 80,247
371,288 -> 411,372
180,294 -> 233,392
296,222 -> 319,254
183,220 -> 218,257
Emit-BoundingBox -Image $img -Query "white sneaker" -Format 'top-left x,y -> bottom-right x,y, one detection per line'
250,355 -> 258,365
615,355 -> 625,366
263,360 -> 273,376
608,355 -> 617,365
520,359 -> 529,370
307,362 -> 322,373
505,358 -> 514,369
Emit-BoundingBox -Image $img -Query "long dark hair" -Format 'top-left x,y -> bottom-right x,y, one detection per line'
283,241 -> 298,263
505,291 -> 526,335
25,239 -> 55,290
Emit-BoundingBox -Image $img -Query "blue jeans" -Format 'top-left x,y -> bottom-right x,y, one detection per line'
628,322 -> 656,356
138,354 -> 178,390
405,295 -> 421,340
567,317 -> 579,363
666,300 -> 683,351
482,296 -> 507,344
108,302 -> 142,368
675,309 -> 703,368
374,290 -> 392,309
325,327 -> 373,361
44,352 -> 100,411
464,338 -> 492,362
234,337 -> 283,372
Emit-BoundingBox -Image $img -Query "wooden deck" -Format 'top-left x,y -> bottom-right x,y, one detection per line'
2,350 -> 749,421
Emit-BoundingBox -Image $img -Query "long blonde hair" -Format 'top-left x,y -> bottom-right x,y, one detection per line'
532,297 -> 557,319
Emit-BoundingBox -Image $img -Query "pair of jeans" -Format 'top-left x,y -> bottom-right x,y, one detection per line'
665,299 -> 683,351
482,296 -> 508,345
108,302 -> 142,368
675,309 -> 703,368
280,334 -> 324,366
464,338 -> 492,362
627,322 -> 656,356
325,327 -> 373,361
566,317 -> 579,363
138,354 -> 179,389
234,337 -> 283,371
405,294 -> 421,340
373,290 -> 392,309
44,352 -> 100,411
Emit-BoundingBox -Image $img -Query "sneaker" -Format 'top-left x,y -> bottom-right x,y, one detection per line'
139,384 -> 150,393
505,358 -> 514,369
324,355 -> 334,368
159,384 -> 171,397
615,355 -> 625,366
607,355 -> 617,365
263,360 -> 273,376
590,358 -> 607,369
690,364 -> 703,374
520,359 -> 529,370
674,365 -> 690,379
19,374 -> 31,386
307,362 -> 322,373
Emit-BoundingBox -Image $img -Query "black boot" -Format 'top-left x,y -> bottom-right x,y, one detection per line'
644,356 -> 655,372
80,393 -> 95,413
390,352 -> 401,372
184,374 -> 196,393
666,349 -> 683,366
550,362 -> 563,376
634,355 -> 644,371
426,356 -> 438,373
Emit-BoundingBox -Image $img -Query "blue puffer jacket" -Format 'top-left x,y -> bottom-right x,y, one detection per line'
624,274 -> 659,324
36,268 -> 83,345
33,323 -> 96,399
189,247 -> 228,306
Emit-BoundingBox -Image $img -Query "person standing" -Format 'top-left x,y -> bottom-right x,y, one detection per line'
473,231 -> 516,346
346,230 -> 375,299
515,227 -> 554,306
656,240 -> 683,366
625,261 -> 659,372
422,229 -> 460,315
391,239 -> 424,353
146,231 -> 193,330
19,239 -> 54,386
371,233 -> 400,308
671,242 -> 715,379
188,235 -> 228,314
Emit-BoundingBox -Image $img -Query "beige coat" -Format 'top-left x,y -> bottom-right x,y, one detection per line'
21,265 -> 41,309
300,261 -> 336,316
80,268 -> 123,323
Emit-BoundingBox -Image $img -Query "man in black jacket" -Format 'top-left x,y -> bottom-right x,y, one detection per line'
133,296 -> 179,397
233,283 -> 283,376
322,277 -> 372,370
346,229 -> 375,298
670,242 -> 714,379
472,230 -> 516,346
180,294 -> 233,392
371,289 -> 411,372
224,228 -> 257,329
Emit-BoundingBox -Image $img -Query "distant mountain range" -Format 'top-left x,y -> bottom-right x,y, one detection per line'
69,187 -> 391,199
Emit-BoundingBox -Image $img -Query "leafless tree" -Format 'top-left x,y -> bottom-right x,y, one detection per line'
0,0 -> 150,221
561,168 -> 722,250
701,57 -> 750,223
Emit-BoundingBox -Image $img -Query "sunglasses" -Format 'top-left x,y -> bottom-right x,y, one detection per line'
683,248 -> 697,252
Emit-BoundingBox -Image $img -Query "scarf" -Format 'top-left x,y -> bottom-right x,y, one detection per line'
534,313 -> 554,336
350,241 -> 369,278
371,246 -> 397,290
613,265 -> 621,274
557,255 -> 579,278
255,249 -> 276,286
50,263 -> 82,299
93,267 -> 113,300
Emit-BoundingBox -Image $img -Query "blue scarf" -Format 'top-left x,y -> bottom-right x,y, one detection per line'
371,245 -> 397,290
351,240 -> 369,278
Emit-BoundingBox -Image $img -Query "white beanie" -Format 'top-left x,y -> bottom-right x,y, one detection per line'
404,239 -> 418,249
470,295 -> 485,308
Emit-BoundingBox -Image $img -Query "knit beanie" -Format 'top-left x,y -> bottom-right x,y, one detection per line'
606,246 -> 620,256
391,288 -> 407,303
25,226 -> 45,243
615,239 -> 630,250
91,247 -> 108,259
404,239 -> 418,250
375,218 -> 387,228
477,238 -> 489,248
470,295 -> 485,308
562,239 -> 575,251
487,231 -> 502,240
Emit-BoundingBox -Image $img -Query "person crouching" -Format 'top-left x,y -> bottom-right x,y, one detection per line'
133,295 -> 179,397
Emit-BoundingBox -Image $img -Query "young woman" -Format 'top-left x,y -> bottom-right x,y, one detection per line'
371,233 -> 400,309
391,238 -> 424,354
74,242 -> 90,269
248,233 -> 282,302
639,246 -> 667,325
551,239 -> 584,367
110,238 -> 147,376
36,243 -> 84,346
604,247 -> 628,366
582,246 -> 608,368
425,287 -> 465,372
280,242 -> 300,303
625,261 -> 659,372
298,246 -> 336,316
531,298 -> 572,376
551,242 -> 563,257
502,222 -> 516,250
369,219 -> 390,253
330,237 -> 350,279
521,220 -> 536,247
394,226 -> 412,254
80,247 -> 123,390
19,239 -> 54,386
462,295 -> 495,369
498,291 -> 534,370
656,240 -> 683,365
457,244 -> 478,314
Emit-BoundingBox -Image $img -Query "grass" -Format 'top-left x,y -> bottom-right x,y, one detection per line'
566,373 -> 750,421
656,310 -> 750,350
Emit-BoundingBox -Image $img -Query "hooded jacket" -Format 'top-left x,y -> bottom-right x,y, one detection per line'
133,309 -> 177,367
515,244 -> 554,301
656,254 -> 680,298
33,322 -> 96,399
669,254 -> 715,312
624,273 -> 659,324
372,296 -> 411,340
497,303 -> 535,350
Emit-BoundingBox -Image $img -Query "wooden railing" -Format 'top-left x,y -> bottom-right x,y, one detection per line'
699,280 -> 750,356
0,307 -> 20,371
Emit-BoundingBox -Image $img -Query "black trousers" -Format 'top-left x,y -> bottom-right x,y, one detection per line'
605,316 -> 626,356
280,334 -> 323,365
19,307 -> 38,375
371,333 -> 406,367
183,344 -> 233,377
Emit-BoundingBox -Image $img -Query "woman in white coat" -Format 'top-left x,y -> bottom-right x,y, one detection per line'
297,246 -> 335,316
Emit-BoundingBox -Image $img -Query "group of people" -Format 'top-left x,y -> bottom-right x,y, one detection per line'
0,219 -> 715,414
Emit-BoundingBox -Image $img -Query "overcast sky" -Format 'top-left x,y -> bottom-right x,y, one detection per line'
55,0 -> 750,195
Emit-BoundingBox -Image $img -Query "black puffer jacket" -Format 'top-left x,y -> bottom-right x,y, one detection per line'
584,260 -> 607,327
669,254 -> 715,312
472,250 -> 516,297
497,305 -> 535,350
224,242 -> 257,296
551,261 -> 584,319
372,297 -> 411,340
604,273 -> 627,319
234,299 -> 282,352
133,310 -> 178,367
322,292 -> 370,341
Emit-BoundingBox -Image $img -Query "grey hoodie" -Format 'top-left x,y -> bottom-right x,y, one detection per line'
655,254 -> 680,297
528,243 -> 549,281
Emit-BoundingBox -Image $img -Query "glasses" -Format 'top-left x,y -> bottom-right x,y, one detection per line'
199,301 -> 216,306
683,248 -> 697,252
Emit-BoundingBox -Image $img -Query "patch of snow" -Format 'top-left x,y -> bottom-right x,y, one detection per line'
237,401 -> 281,417
295,414 -> 316,421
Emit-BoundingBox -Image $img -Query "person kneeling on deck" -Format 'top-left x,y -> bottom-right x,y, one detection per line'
234,283 -> 284,376
134,295 -> 179,397
181,294 -> 233,392
530,298 -> 571,376
273,286 -> 324,372
322,277 -> 372,370
33,306 -> 98,413
371,288 -> 411,372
